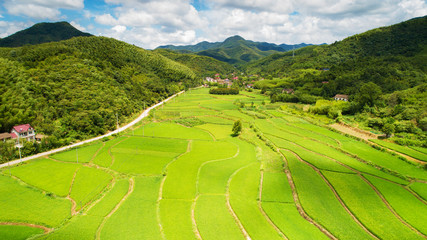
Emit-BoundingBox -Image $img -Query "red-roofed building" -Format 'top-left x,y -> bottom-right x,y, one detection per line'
11,124 -> 36,143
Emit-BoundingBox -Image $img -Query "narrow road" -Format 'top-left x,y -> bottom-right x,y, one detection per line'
0,91 -> 184,169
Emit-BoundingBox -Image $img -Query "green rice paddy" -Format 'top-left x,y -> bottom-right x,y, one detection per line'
1,88 -> 425,239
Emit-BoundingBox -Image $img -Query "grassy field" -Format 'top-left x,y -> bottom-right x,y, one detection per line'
1,88 -> 425,240
370,139 -> 427,162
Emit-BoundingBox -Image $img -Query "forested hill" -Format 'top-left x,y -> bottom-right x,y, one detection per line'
246,16 -> 427,96
0,22 -> 92,47
157,35 -> 312,67
154,48 -> 236,77
0,36 -> 198,142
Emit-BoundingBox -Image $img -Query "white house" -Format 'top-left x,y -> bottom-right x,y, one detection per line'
334,94 -> 349,101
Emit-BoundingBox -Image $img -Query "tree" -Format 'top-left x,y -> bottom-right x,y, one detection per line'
355,82 -> 382,107
382,123 -> 395,138
232,120 -> 242,136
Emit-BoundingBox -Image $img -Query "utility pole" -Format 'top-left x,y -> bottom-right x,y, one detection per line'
17,136 -> 22,163
116,113 -> 119,130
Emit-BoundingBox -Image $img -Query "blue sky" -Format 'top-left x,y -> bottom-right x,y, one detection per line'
1,0 -> 426,49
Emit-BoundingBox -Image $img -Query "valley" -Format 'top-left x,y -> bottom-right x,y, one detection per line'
1,88 -> 426,239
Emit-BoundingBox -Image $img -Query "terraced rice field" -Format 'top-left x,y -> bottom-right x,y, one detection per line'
1,88 -> 426,239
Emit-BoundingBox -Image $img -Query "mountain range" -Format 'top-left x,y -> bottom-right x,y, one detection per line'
158,35 -> 313,67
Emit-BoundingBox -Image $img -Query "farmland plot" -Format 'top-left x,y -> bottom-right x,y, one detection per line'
1,88 -> 425,240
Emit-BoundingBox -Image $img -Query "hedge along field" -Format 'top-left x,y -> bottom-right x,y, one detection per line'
323,171 -> 423,239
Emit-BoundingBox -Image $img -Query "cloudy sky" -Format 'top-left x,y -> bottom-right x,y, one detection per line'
0,0 -> 426,49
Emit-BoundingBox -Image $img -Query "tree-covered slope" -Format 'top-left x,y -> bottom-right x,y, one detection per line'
153,49 -> 236,77
0,22 -> 92,47
246,16 -> 427,96
0,36 -> 198,141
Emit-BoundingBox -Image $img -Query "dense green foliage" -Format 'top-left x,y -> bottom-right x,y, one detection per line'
0,22 -> 92,47
209,88 -> 239,95
0,36 -> 200,161
154,48 -> 236,77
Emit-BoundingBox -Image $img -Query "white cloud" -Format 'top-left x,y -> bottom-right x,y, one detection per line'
89,0 -> 427,48
3,0 -> 84,19
112,25 -> 126,33
0,21 -> 31,38
70,21 -> 86,31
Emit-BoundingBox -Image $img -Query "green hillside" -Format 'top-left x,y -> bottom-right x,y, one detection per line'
154,48 -> 236,77
0,22 -> 92,47
0,36 -> 198,148
246,16 -> 427,95
246,16 -> 427,145
158,35 -> 311,67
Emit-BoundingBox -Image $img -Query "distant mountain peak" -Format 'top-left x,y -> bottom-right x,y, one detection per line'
0,21 -> 92,47
224,35 -> 245,42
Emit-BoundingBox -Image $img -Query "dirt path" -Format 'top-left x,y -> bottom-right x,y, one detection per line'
0,91 -> 184,170
191,195 -> 203,240
330,123 -> 377,140
279,151 -> 337,240
95,177 -> 135,240
0,222 -> 52,233
67,168 -> 79,216
89,142 -> 105,164
258,170 -> 288,240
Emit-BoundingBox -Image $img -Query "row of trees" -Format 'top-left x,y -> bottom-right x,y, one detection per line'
209,88 -> 239,95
